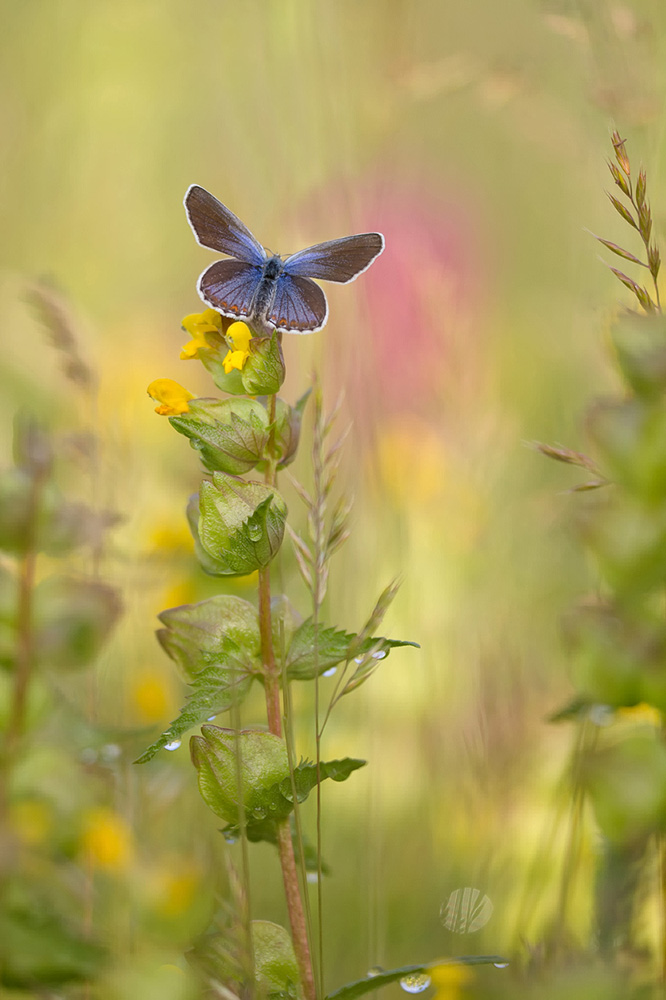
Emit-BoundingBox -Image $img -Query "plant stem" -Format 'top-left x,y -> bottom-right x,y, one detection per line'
2,467 -> 45,758
259,392 -> 316,1000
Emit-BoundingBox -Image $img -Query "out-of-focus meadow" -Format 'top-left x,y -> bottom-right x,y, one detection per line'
3,1 -> 666,997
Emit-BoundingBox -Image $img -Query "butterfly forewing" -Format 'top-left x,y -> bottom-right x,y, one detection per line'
283,233 -> 384,284
267,273 -> 328,333
185,185 -> 266,265
198,259 -> 262,320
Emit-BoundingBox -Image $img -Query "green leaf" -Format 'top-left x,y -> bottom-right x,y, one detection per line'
252,920 -> 303,998
223,757 -> 366,840
241,332 -> 286,395
157,595 -> 261,681
285,618 -> 419,681
134,660 -> 255,764
325,957 -> 510,1000
170,397 -> 270,474
193,473 -> 287,576
190,726 -> 290,824
286,620 -> 355,679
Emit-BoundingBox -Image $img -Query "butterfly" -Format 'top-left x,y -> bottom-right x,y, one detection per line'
184,185 -> 385,335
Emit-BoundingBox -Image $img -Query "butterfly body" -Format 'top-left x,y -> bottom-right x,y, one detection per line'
184,185 -> 384,335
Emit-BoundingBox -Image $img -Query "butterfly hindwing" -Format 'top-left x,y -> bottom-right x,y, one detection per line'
283,233 -> 384,283
267,273 -> 328,334
185,185 -> 266,266
197,259 -> 262,320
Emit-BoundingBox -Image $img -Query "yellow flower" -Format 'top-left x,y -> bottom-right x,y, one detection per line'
129,669 -> 176,724
80,807 -> 133,871
147,379 -> 194,415
180,309 -> 223,359
222,321 -> 253,373
429,962 -> 473,999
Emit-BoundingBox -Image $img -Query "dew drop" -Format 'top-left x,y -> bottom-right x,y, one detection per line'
306,871 -> 319,884
207,715 -> 216,722
494,962 -> 509,969
248,523 -> 262,542
372,650 -> 387,659
589,703 -> 613,727
322,667 -> 337,677
367,966 -> 384,977
354,655 -> 364,664
399,973 -> 431,994
164,739 -> 182,752
440,887 -> 493,933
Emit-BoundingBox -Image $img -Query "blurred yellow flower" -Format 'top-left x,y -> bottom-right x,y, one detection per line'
130,669 -> 174,723
147,379 -> 194,415
81,807 -> 133,870
180,308 -> 223,359
223,321 -> 252,373
617,703 -> 662,726
430,962 -> 473,998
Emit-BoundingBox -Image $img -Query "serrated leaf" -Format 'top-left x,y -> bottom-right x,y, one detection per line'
286,619 -> 354,679
134,660 -> 255,763
222,758 -> 366,845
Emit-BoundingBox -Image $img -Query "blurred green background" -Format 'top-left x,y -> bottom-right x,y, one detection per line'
3,0 -> 666,996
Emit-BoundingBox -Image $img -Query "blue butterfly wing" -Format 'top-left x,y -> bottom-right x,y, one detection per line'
198,259 -> 262,321
185,185 -> 266,266
283,233 -> 384,283
267,273 -> 328,334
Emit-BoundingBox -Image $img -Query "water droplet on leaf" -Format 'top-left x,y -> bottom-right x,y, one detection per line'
494,962 -> 509,969
440,887 -> 493,933
400,973 -> 431,994
372,650 -> 387,659
323,667 -> 337,677
207,715 -> 216,722
164,739 -> 182,752
306,871 -> 319,883
367,966 -> 384,977
248,523 -> 262,541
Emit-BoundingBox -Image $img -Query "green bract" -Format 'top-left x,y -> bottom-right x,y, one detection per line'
241,331 -> 285,396
157,595 -> 261,679
252,920 -> 303,998
188,473 -> 287,576
169,398 -> 270,474
190,726 -> 290,825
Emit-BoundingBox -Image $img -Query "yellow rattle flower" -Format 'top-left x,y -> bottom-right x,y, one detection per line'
222,321 -> 253,373
147,379 -> 194,416
180,309 -> 223,359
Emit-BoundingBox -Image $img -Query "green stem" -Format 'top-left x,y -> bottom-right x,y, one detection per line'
259,392 -> 316,1000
